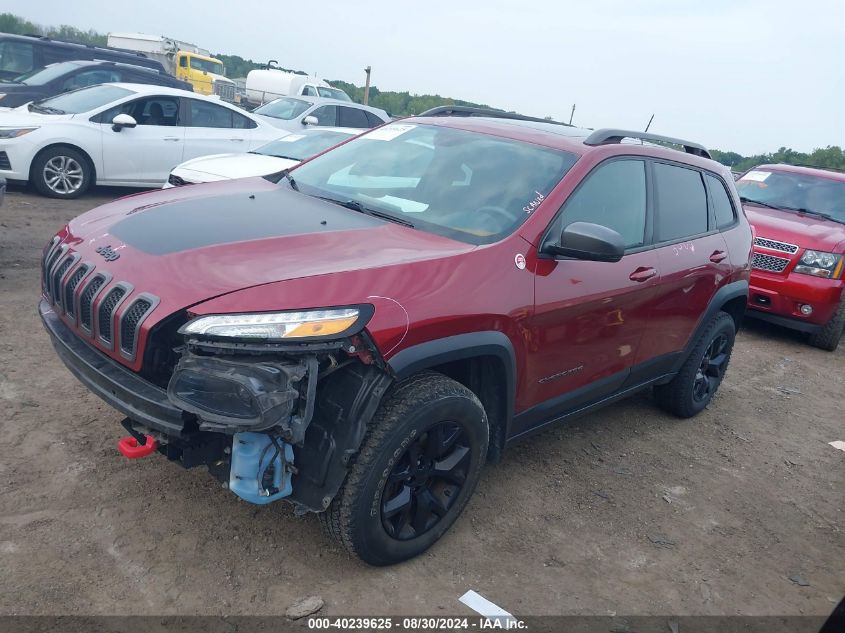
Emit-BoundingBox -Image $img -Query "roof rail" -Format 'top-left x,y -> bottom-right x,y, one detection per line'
584,128 -> 711,159
418,105 -> 571,127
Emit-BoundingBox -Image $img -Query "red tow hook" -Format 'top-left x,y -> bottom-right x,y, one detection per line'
117,435 -> 158,459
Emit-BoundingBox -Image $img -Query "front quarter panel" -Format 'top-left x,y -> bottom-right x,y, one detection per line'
187,237 -> 535,405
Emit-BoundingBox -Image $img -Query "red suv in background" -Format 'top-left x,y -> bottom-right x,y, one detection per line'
40,108 -> 751,564
738,165 -> 845,350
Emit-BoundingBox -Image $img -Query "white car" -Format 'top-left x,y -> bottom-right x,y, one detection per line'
252,96 -> 390,134
0,83 -> 281,198
165,127 -> 359,187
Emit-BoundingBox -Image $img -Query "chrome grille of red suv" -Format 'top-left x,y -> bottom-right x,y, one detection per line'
754,237 -> 799,254
751,252 -> 790,273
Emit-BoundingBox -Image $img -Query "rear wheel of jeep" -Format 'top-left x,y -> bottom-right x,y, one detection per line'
807,295 -> 845,351
654,311 -> 736,418
320,372 -> 488,566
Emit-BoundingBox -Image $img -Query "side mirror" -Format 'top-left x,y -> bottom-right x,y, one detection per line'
111,113 -> 137,132
544,221 -> 625,263
302,115 -> 319,126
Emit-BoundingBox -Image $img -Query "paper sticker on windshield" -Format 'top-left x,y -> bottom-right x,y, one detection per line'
277,134 -> 305,143
365,124 -> 416,141
741,170 -> 771,182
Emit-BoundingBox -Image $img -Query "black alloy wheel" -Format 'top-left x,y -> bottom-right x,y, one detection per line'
381,421 -> 471,540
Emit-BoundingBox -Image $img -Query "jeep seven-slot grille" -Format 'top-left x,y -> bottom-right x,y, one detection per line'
79,275 -> 106,331
754,237 -> 799,254
41,239 -> 159,361
97,287 -> 126,344
62,265 -> 90,318
120,298 -> 152,357
752,252 -> 790,273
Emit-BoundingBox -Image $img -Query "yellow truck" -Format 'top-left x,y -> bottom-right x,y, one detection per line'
106,33 -> 236,102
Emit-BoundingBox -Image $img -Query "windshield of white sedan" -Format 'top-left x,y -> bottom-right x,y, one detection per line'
254,98 -> 311,120
255,130 -> 355,160
32,84 -> 133,114
290,123 -> 577,243
737,169 -> 845,223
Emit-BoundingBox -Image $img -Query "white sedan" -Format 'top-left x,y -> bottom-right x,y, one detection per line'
0,83 -> 281,198
164,127 -> 359,187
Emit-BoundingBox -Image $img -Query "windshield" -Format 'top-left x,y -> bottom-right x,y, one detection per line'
33,84 -> 133,114
316,86 -> 351,101
255,130 -> 355,161
289,123 -> 577,244
254,97 -> 311,120
14,62 -> 80,85
190,57 -> 224,74
737,169 -> 845,223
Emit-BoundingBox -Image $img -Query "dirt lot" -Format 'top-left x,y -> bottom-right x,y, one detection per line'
0,185 -> 842,617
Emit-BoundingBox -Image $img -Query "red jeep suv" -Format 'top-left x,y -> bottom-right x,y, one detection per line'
40,107 -> 751,565
738,164 -> 845,350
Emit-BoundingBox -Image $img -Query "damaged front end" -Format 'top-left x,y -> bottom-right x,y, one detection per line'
123,304 -> 393,512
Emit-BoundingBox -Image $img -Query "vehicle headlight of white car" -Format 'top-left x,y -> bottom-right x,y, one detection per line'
0,127 -> 39,139
179,307 -> 367,341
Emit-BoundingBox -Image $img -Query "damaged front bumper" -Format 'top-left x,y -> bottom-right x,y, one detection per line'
39,299 -> 393,512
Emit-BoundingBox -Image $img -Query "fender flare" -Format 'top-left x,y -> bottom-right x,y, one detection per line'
388,331 -> 517,437
672,279 -> 748,373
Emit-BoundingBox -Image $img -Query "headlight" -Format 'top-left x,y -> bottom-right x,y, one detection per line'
0,127 -> 38,139
794,250 -> 844,279
180,307 -> 365,340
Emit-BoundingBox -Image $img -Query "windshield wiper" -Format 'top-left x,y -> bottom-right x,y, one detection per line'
741,196 -> 845,225
791,207 -> 845,224
279,169 -> 299,191
740,196 -> 783,211
28,103 -> 65,114
317,196 -> 415,228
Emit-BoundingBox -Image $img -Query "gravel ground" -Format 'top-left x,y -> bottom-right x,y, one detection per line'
0,185 -> 842,617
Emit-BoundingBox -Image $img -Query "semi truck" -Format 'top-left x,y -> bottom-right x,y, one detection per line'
244,67 -> 351,108
106,33 -> 236,102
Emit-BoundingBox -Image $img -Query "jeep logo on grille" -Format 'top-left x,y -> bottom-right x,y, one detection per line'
95,245 -> 120,262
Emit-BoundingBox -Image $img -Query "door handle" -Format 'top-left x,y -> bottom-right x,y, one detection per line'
709,250 -> 728,263
629,267 -> 658,282
229,138 -> 245,142
163,137 -> 180,142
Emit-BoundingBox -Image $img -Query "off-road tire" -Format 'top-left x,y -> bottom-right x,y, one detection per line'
654,312 -> 736,418
31,146 -> 92,199
320,372 -> 488,566
807,294 -> 845,351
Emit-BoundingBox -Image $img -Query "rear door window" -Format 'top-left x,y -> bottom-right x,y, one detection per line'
654,162 -> 708,242
188,99 -> 235,128
706,174 -> 737,228
337,106 -> 370,128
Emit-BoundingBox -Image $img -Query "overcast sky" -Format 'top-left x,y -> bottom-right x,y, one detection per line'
6,0 -> 843,155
